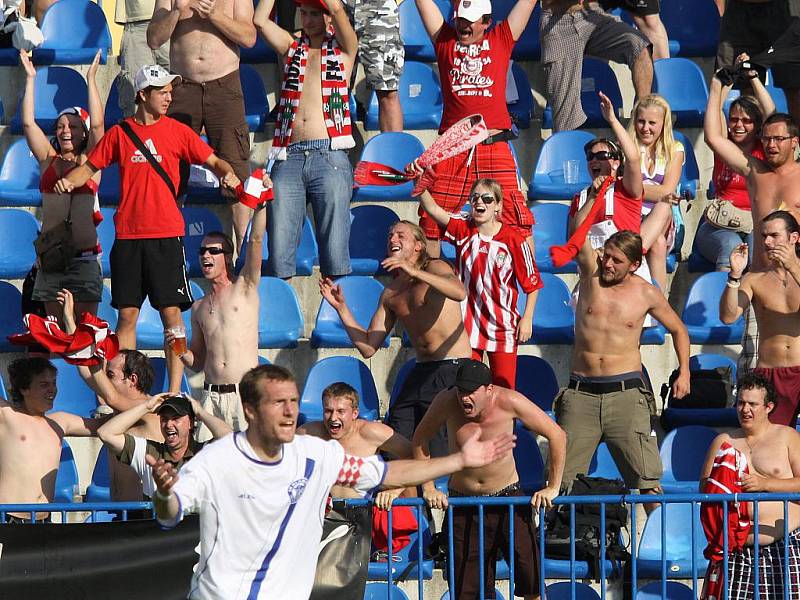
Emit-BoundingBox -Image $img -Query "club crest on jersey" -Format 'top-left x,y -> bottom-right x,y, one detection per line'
288,478 -> 308,504
495,251 -> 508,266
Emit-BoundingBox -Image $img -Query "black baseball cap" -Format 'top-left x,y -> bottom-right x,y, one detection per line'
157,395 -> 195,419
455,360 -> 492,393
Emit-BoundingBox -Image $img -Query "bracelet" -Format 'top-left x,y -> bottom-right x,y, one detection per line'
726,280 -> 741,289
154,490 -> 174,502
728,274 -> 742,282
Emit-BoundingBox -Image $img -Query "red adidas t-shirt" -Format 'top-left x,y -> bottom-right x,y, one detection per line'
435,20 -> 514,132
88,117 -> 213,239
568,179 -> 643,234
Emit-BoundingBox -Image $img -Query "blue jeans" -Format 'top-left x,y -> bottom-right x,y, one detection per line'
695,219 -> 752,270
268,140 -> 353,278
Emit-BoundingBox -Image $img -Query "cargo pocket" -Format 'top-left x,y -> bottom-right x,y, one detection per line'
632,389 -> 663,481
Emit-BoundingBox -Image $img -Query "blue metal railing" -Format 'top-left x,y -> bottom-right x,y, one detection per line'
0,502 -> 153,523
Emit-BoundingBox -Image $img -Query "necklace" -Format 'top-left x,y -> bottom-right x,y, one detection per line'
208,293 -> 216,315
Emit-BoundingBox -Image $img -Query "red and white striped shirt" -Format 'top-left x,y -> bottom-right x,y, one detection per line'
445,216 -> 542,352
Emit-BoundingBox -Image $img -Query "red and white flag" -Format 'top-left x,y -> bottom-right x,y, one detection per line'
237,168 -> 274,209
9,313 -> 119,366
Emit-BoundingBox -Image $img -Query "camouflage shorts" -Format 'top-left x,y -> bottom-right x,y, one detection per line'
343,0 -> 405,91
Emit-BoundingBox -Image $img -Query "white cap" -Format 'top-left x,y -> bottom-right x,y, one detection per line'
134,64 -> 181,92
456,0 -> 492,22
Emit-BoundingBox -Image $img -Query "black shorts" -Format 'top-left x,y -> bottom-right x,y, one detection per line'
385,358 -> 465,459
110,237 -> 193,311
600,0 -> 660,16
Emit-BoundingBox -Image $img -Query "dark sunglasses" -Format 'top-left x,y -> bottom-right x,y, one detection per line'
469,193 -> 497,204
197,246 -> 228,256
586,150 -> 616,161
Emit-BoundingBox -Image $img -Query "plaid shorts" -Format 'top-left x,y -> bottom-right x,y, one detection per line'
725,528 -> 800,600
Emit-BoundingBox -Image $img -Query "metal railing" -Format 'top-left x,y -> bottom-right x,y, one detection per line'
0,502 -> 153,523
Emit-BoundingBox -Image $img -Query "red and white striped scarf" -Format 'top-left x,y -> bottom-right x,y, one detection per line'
269,32 -> 354,162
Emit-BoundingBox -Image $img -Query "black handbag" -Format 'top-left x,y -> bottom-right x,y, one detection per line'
34,199 -> 76,273
661,367 -> 734,410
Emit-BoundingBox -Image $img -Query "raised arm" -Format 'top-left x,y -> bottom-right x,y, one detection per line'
415,0 -> 445,41
194,0 -> 257,48
326,0 -> 358,59
148,0 -> 188,50
381,258 -> 467,302
19,51 -> 54,161
719,244 -> 752,323
418,189 -> 452,228
704,75 -> 752,177
319,278 -> 396,358
50,411 -> 103,437
242,203 -> 267,287
647,285 -> 691,399
411,389 -> 453,508
86,50 -> 105,150
188,395 -> 233,439
98,395 -> 165,454
599,92 -> 642,198
253,0 -> 294,55
506,0 -> 538,41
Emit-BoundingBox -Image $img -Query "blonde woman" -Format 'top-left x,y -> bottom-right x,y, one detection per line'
627,94 -> 684,292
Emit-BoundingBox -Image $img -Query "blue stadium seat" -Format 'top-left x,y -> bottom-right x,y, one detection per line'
299,356 -> 380,422
240,65 -> 269,132
364,582 -> 410,600
508,63 -> 534,129
674,131 -> 699,200
10,66 -> 89,134
352,132 -> 425,201
659,1 -> 720,57
0,209 -> 39,278
546,582 -> 601,600
0,139 -> 41,206
237,216 -> 318,276
543,59 -> 623,129
182,207 -> 223,277
0,282 -> 22,352
636,503 -> 708,578
241,1 -> 278,64
349,205 -> 400,275
637,580 -> 697,600
257,277 -> 304,348
48,357 -> 97,418
97,207 -> 116,277
399,0 -> 450,61
104,75 -> 123,127
515,422 -> 545,493
492,0 -> 541,60
440,590 -> 505,600
0,372 -> 7,400
149,356 -> 192,394
368,511 -> 434,580
517,273 -> 575,344
529,131 -> 595,200
366,61 -> 442,130
587,442 -> 623,479
33,0 -> 112,65
136,281 -> 203,349
687,220 -> 716,273
311,276 -> 388,348
531,203 -> 576,274
55,439 -> 80,503
85,446 -> 111,503
653,59 -> 708,128
515,355 -> 559,415
681,272 -> 744,344
690,352 -> 737,375
97,285 -> 118,330
660,425 -> 718,494
640,320 -> 666,345
389,358 -> 417,407
98,162 -> 121,205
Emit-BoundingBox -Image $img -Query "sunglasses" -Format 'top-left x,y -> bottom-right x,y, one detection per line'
729,116 -> 754,125
469,193 -> 497,204
198,246 -> 228,256
586,150 -> 616,161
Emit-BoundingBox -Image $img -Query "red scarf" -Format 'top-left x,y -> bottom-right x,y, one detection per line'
550,176 -> 614,267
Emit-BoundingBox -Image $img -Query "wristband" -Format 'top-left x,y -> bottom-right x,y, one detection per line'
155,489 -> 174,502
728,274 -> 742,283
726,280 -> 741,289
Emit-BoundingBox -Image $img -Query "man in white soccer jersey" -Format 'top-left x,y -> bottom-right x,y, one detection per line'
148,364 -> 515,599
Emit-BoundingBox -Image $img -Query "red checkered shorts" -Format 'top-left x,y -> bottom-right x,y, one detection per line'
419,141 -> 534,240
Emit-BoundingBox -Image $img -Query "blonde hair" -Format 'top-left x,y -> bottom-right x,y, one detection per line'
391,220 -> 430,269
627,94 -> 679,167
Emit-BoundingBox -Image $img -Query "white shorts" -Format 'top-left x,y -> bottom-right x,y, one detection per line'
196,384 -> 246,442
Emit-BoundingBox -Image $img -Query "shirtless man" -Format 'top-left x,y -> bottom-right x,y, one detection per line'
700,372 -> 800,599
147,0 -> 256,249
413,359 -> 567,600
0,358 -> 101,522
558,229 -> 690,510
254,0 -> 357,281
165,204 -> 268,439
720,210 -> 800,426
319,220 -> 473,457
705,74 -> 800,268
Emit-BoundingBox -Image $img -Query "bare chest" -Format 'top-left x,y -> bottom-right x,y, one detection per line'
384,282 -> 429,319
755,170 -> 800,212
580,284 -> 643,330
0,416 -> 61,466
753,275 -> 800,314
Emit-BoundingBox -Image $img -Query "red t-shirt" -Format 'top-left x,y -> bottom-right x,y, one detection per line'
435,20 -> 514,132
568,179 -> 643,234
712,144 -> 764,211
445,216 -> 542,352
88,117 -> 213,239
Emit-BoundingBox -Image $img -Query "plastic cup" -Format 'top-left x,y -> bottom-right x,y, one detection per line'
564,159 -> 580,184
167,326 -> 187,356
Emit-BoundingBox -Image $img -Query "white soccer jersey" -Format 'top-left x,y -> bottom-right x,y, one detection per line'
159,432 -> 386,599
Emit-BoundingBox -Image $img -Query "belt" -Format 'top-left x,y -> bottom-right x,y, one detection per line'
567,378 -> 644,394
482,128 -> 518,145
204,382 -> 238,393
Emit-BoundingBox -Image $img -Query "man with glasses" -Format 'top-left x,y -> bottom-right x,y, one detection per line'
165,203 -> 269,438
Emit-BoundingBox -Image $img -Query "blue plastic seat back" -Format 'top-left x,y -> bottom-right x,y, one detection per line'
530,130 -> 595,200
48,357 -> 98,418
353,132 -> 425,201
636,581 -> 697,600
96,284 -> 118,330
97,207 -> 116,277
238,215 -> 318,276
508,63 -> 534,129
517,273 -> 575,344
515,355 -> 559,414
653,59 -> 709,127
514,422 -> 545,492
34,0 -> 112,65
312,276 -> 388,348
349,205 -> 400,275
364,582 -> 411,600
0,209 -> 40,278
389,358 -> 417,408
681,272 -> 745,343
85,445 -> 111,503
257,277 -> 304,348
545,582 -> 601,600
300,356 -> 380,421
399,0 -> 449,61
0,281 -> 23,352
136,281 -> 204,349
673,131 -> 699,199
659,1 -> 720,57
54,439 -> 79,503
182,207 -> 223,277
98,162 -> 121,205
367,61 -> 442,130
0,138 -> 41,206
690,353 -> 737,377
660,425 -> 718,484
104,75 -> 123,127
531,203 -> 575,273
587,442 -> 623,479
0,373 -> 7,400
11,66 -> 89,134
581,59 -> 623,126
149,357 -> 192,394
491,0 -> 541,59
637,503 -> 707,570
241,1 -> 278,64
240,64 -> 269,132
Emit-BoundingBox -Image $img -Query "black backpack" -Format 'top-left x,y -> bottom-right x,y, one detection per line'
660,367 -> 733,410
544,475 -> 630,580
